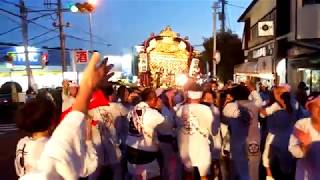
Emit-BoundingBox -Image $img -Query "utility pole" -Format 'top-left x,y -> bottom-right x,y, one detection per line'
220,0 -> 226,33
57,0 -> 67,72
212,2 -> 219,78
20,0 -> 32,88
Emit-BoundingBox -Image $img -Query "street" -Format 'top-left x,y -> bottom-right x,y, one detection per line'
0,124 -> 26,180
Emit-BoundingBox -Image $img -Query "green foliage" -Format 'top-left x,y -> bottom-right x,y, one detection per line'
201,32 -> 244,82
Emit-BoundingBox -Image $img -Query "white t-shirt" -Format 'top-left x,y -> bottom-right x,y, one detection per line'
15,136 -> 49,177
175,103 -> 214,176
20,111 -> 98,180
88,103 -> 129,165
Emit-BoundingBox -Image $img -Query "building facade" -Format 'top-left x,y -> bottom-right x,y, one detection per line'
236,0 -> 320,93
0,44 -> 73,91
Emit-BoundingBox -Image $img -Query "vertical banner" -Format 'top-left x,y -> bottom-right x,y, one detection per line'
189,58 -> 200,77
139,53 -> 148,73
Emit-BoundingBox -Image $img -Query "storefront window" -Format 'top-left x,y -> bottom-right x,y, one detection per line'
304,0 -> 320,5
302,70 -> 320,93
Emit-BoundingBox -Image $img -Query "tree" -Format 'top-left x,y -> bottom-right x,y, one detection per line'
200,32 -> 244,82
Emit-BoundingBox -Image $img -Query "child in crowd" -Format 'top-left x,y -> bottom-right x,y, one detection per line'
15,97 -> 57,177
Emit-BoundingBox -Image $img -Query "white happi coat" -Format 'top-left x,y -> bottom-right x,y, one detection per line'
175,103 -> 215,176
126,101 -> 169,178
88,102 -> 129,166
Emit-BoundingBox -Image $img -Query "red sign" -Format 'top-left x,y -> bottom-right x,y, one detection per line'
74,50 -> 89,64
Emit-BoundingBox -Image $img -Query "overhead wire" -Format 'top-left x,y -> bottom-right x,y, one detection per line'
31,35 -> 59,46
0,2 -> 110,48
226,3 -> 245,9
27,28 -> 58,42
28,12 -> 56,22
0,26 -> 20,36
0,0 -> 19,6
66,34 -> 112,46
68,24 -> 110,45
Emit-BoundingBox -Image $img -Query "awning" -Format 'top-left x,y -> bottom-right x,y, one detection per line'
234,61 -> 257,74
234,60 -> 274,79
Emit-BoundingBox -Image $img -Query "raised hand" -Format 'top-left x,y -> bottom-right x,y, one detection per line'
73,52 -> 114,114
80,53 -> 114,92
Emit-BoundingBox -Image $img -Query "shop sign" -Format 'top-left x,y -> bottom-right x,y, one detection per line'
251,44 -> 274,59
253,47 -> 266,59
258,21 -> 274,37
3,46 -> 43,66
73,50 -> 89,64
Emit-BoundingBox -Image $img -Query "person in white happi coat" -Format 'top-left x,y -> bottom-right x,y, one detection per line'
88,85 -> 129,180
19,52 -> 113,180
62,80 -> 78,112
246,80 -> 263,108
289,96 -> 320,180
175,83 -> 216,179
126,88 -> 172,180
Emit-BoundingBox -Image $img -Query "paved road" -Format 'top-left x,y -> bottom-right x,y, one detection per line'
0,126 -> 26,180
0,123 -> 18,135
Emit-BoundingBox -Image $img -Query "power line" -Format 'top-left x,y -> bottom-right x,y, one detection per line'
31,35 -> 58,46
226,3 -> 245,9
27,28 -> 58,42
0,7 -> 21,18
0,0 -> 19,6
0,26 -> 20,36
28,12 -> 56,21
66,34 -> 111,46
0,8 -> 59,40
68,24 -> 110,45
0,11 -> 20,25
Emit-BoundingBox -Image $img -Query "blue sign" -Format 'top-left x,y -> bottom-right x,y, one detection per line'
0,45 -> 72,68
0,46 -> 43,66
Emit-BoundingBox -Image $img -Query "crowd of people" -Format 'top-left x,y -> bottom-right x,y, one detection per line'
12,53 -> 320,180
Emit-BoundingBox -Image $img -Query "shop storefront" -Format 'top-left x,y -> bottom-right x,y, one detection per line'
0,45 -> 71,91
287,50 -> 320,93
234,42 -> 275,84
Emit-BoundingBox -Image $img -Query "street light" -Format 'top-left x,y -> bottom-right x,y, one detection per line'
88,0 -> 98,5
69,1 -> 97,50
